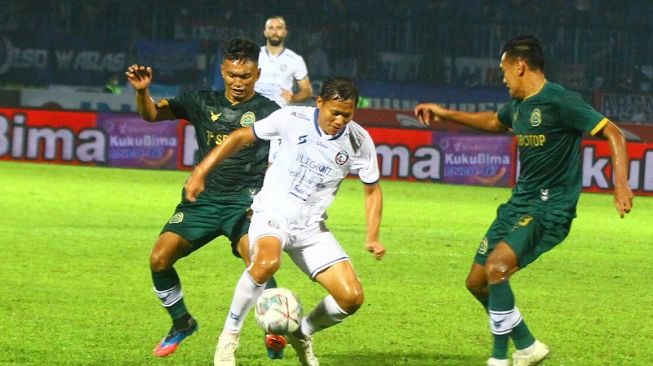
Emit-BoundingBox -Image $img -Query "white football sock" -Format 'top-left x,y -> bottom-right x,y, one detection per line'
301,295 -> 349,337
223,270 -> 265,334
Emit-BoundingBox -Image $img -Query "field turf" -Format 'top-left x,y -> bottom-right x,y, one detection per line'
2,161 -> 651,365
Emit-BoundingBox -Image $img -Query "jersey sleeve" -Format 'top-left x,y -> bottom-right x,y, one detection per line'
166,91 -> 196,121
559,91 -> 608,135
497,103 -> 513,128
293,56 -> 309,81
351,130 -> 380,184
252,108 -> 288,141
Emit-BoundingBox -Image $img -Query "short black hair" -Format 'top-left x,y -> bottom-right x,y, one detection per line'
223,38 -> 259,64
320,76 -> 359,105
501,35 -> 544,71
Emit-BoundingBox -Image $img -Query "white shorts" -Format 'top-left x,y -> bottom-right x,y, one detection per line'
248,210 -> 349,279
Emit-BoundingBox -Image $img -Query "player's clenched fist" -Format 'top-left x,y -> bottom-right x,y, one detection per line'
125,64 -> 153,90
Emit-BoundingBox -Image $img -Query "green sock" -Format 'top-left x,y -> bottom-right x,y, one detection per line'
488,281 -> 515,359
511,320 -> 536,350
265,276 -> 278,290
152,268 -> 190,329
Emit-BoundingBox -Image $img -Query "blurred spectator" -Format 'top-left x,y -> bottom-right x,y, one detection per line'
103,75 -> 122,95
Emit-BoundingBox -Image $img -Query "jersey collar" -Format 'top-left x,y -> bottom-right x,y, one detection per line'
313,108 -> 347,140
264,46 -> 286,58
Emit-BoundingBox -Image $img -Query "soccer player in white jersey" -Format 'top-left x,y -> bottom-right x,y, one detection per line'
185,77 -> 386,366
255,16 -> 313,107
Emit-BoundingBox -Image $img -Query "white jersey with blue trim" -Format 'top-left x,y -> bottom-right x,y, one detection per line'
252,106 -> 379,227
255,46 -> 309,107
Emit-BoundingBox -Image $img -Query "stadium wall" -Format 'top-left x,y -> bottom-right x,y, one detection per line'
1,108 -> 651,196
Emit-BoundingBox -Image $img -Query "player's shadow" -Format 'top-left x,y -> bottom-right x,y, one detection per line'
326,351 -> 481,365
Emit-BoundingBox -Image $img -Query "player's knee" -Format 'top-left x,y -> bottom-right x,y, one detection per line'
335,287 -> 364,314
485,260 -> 512,283
250,256 -> 280,283
465,276 -> 485,295
149,250 -> 173,272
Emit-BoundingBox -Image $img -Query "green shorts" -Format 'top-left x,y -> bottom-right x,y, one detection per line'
161,191 -> 253,257
474,202 -> 572,268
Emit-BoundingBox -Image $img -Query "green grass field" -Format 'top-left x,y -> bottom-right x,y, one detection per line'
2,161 -> 651,366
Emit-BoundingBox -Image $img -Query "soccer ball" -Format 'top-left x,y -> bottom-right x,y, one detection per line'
255,288 -> 303,335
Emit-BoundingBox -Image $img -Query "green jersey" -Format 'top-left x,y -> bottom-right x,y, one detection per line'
168,91 -> 279,196
498,82 -> 607,218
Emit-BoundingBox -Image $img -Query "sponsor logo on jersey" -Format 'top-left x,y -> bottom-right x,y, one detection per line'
290,111 -> 310,121
540,188 -> 549,202
516,134 -> 546,147
210,110 -> 222,122
168,212 -> 184,224
335,150 -> 349,165
240,111 -> 256,127
530,108 -> 542,127
477,237 -> 488,255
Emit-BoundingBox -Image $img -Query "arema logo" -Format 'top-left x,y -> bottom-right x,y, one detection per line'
0,37 -> 12,74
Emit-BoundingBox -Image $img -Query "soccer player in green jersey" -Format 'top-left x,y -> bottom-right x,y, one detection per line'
415,35 -> 634,366
125,38 -> 281,358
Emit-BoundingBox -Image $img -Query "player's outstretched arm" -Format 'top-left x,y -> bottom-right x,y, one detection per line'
125,64 -> 175,122
363,183 -> 385,260
184,127 -> 257,202
414,103 -> 508,133
600,121 -> 634,217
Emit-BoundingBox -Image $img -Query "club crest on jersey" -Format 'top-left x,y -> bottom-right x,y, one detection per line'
240,111 -> 256,127
335,150 -> 349,165
268,220 -> 279,229
280,64 -> 287,72
517,215 -> 534,227
168,212 -> 184,224
210,110 -> 222,122
530,108 -> 542,127
477,237 -> 488,255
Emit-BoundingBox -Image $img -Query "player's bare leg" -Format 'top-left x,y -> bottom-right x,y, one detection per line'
466,262 -> 489,309
287,261 -> 363,366
484,242 -> 546,365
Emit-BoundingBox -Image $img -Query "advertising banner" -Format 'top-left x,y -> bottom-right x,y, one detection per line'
356,108 -> 482,132
354,80 -> 508,111
98,114 -> 179,169
582,140 -> 653,194
597,92 -> 653,123
2,108 -> 651,196
435,133 -> 515,186
367,127 -> 442,181
0,32 -> 129,86
0,108 -> 105,165
367,128 -> 515,187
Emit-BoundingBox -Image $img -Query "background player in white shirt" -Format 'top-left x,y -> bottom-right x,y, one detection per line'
185,77 -> 385,366
255,16 -> 313,107
256,16 -> 314,164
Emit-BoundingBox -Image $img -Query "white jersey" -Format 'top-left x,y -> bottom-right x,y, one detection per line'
252,106 -> 380,227
255,46 -> 309,107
